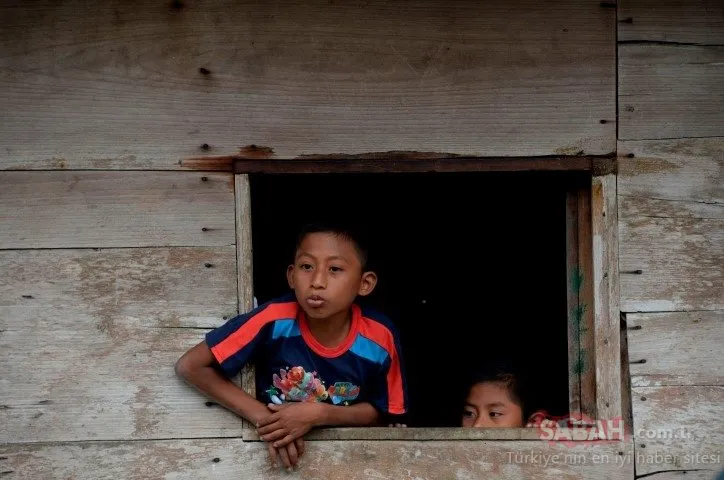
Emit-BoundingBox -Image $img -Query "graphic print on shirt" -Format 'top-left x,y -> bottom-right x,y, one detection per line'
327,382 -> 360,405
265,366 -> 360,406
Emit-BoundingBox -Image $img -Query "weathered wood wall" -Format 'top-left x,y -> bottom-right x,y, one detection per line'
0,0 -> 615,168
617,1 -> 724,478
2,0 -> 719,478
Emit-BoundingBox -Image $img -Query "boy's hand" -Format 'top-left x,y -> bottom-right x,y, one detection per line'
257,402 -> 323,448
267,437 -> 305,471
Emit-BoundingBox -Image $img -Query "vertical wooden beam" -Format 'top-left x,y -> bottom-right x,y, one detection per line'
566,191 -> 582,419
235,174 -> 257,439
591,174 -> 622,423
578,187 -> 597,421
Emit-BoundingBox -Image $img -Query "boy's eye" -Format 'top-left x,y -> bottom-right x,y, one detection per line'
300,263 -> 313,271
463,409 -> 476,419
490,411 -> 503,418
330,266 -> 343,273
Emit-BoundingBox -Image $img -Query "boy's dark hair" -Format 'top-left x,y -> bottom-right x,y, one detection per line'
294,221 -> 370,270
462,360 -> 532,419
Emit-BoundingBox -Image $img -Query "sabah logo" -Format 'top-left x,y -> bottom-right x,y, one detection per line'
533,413 -> 628,447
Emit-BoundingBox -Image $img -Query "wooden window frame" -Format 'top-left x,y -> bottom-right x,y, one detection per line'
232,156 -> 621,442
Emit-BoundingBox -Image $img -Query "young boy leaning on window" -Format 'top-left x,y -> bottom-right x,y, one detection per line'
175,221 -> 409,471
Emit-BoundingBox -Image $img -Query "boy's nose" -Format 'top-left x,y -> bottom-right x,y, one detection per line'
311,270 -> 327,288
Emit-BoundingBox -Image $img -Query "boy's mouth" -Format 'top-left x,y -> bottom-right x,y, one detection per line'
305,295 -> 326,308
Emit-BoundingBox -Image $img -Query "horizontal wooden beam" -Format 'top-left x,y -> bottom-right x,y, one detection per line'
233,155 -> 616,174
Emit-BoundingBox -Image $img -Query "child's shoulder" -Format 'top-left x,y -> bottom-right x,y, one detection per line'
232,293 -> 300,323
357,303 -> 402,339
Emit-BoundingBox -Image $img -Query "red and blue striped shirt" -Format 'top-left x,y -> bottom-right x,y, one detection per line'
205,293 -> 408,417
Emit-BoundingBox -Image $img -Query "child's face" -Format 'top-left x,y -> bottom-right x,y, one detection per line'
461,381 -> 524,428
287,232 -> 376,321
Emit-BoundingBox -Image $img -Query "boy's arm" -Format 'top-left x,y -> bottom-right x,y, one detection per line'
256,401 -> 380,447
174,340 -> 270,425
176,340 -> 306,470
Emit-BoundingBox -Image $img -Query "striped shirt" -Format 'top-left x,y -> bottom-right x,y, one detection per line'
205,293 -> 408,416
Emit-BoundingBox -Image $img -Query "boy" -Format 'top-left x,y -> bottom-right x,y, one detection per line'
460,362 -> 548,428
175,222 -> 408,471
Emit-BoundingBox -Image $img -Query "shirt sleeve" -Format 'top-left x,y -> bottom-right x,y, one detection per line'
204,305 -> 272,379
366,322 -> 409,418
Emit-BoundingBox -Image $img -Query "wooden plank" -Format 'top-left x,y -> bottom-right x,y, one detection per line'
235,174 -> 257,439
0,247 -> 240,442
632,386 -> 724,476
578,188 -> 597,419
0,439 -> 634,480
234,156 -> 605,174
566,191 -> 583,418
618,138 -> 724,204
628,472 -> 722,480
0,0 -> 615,170
626,311 -> 724,387
619,196 -> 723,312
0,310 -> 244,442
0,171 -> 235,249
591,174 -> 621,423
619,44 -> 724,140
620,313 -> 634,437
0,247 -> 237,329
618,0 -> 724,45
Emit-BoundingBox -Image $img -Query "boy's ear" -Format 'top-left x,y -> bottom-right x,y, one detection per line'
357,271 -> 378,297
286,264 -> 295,289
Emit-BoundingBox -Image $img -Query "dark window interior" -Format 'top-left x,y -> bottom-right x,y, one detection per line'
249,171 -> 583,427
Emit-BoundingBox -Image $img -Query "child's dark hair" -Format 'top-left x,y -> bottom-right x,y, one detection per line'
294,221 -> 370,270
463,360 -> 532,419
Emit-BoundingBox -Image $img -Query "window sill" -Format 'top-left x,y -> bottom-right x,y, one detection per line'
244,427 -> 563,442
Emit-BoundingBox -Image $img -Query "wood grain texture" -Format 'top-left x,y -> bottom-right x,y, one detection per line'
0,438 -> 634,480
626,311 -> 724,387
0,0 -> 615,169
631,386 -> 724,476
0,247 -> 240,442
618,138 -> 723,204
618,44 -> 724,140
619,195 -> 723,312
591,174 -> 621,422
0,309 -> 243,442
632,472 -> 723,480
618,0 -> 724,45
578,189 -> 598,419
662,473 -> 721,480
0,247 -> 237,329
567,190 -> 583,418
235,174 -> 257,438
0,171 -> 235,248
